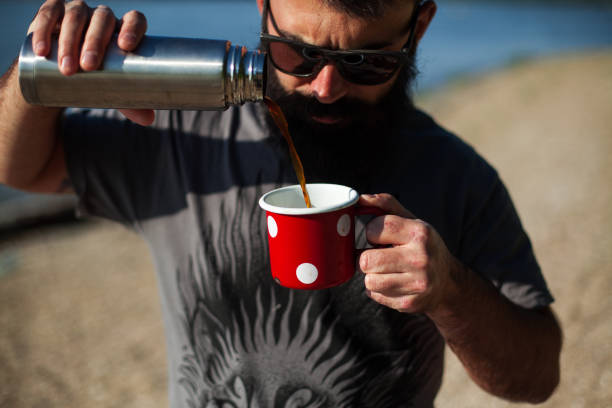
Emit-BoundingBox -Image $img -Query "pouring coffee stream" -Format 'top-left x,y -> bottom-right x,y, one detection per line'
264,97 -> 312,208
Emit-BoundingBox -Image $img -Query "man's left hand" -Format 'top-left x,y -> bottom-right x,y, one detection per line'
358,193 -> 463,314
358,195 -> 562,402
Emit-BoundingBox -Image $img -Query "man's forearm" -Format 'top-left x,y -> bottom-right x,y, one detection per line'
0,59 -> 64,191
427,262 -> 562,403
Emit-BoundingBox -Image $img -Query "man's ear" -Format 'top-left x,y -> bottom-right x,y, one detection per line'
256,0 -> 265,15
414,0 -> 437,46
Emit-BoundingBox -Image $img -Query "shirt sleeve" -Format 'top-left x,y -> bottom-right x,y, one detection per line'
458,155 -> 554,309
61,108 -> 188,229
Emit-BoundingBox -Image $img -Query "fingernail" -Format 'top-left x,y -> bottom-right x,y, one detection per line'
61,56 -> 73,72
34,41 -> 46,55
121,33 -> 137,46
81,50 -> 98,67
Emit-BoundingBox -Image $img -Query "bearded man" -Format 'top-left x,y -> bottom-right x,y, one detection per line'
0,0 -> 561,406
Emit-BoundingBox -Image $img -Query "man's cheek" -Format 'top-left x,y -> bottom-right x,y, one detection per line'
274,70 -> 310,93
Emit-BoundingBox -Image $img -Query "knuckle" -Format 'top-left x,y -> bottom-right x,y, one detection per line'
125,9 -> 146,20
38,0 -> 61,14
36,7 -> 55,22
123,9 -> 147,29
66,0 -> 87,12
397,296 -> 415,311
94,4 -> 114,18
65,4 -> 88,21
32,2 -> 63,36
382,216 -> 403,235
412,277 -> 428,292
410,220 -> 430,243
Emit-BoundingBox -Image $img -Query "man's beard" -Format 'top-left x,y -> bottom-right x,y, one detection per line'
263,52 -> 418,190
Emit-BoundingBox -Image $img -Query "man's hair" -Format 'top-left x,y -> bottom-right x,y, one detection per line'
321,0 -> 419,18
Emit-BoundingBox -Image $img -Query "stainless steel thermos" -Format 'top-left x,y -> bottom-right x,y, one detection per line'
18,33 -> 266,110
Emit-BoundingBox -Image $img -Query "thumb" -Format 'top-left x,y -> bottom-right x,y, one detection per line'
358,193 -> 415,218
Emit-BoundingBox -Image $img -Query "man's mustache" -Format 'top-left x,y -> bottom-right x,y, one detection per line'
273,91 -> 375,124
305,96 -> 372,118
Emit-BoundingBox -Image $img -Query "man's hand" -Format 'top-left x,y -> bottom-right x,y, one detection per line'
27,0 -> 154,126
358,193 -> 562,403
358,193 -> 462,314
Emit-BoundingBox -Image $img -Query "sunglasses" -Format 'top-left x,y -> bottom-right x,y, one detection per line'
260,0 -> 421,86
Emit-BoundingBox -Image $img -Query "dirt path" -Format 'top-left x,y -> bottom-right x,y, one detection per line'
1,50 -> 611,407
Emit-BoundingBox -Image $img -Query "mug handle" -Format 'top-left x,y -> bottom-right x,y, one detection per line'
354,205 -> 386,251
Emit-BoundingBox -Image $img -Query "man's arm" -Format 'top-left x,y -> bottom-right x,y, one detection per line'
0,59 -> 67,192
0,0 -> 150,193
427,264 -> 561,403
358,193 -> 562,403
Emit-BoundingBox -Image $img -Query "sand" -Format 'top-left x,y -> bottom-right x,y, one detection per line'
1,49 -> 611,407
420,50 -> 612,408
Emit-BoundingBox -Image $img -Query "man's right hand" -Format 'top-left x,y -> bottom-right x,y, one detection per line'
28,0 -> 154,125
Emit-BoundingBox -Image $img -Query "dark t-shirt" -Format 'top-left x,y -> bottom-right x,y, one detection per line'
62,103 -> 553,407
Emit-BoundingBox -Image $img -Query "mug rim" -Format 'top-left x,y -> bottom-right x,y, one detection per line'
259,183 -> 359,215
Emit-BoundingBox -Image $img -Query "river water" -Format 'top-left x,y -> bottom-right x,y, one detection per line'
1,0 -> 611,209
2,0 -> 612,89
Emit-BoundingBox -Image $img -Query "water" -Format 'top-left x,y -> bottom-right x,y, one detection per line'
0,0 -> 262,72
1,0 -> 611,89
1,0 -> 612,209
418,1 -> 612,88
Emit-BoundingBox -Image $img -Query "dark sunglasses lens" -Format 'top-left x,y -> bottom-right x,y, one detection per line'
302,47 -> 324,61
266,38 -> 404,85
267,40 -> 318,75
342,54 -> 402,85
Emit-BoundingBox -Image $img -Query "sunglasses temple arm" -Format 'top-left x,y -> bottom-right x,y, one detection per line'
403,3 -> 422,51
260,0 -> 270,34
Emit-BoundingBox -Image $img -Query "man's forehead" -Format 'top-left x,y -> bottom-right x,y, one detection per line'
272,0 -> 415,17
319,0 -> 415,18
269,0 -> 416,49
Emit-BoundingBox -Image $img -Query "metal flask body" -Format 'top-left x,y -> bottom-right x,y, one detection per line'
18,33 -> 266,110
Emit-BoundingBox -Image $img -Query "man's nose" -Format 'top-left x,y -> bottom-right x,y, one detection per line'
310,63 -> 348,104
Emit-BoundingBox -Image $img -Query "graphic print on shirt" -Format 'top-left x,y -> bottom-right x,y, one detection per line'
176,187 -> 443,407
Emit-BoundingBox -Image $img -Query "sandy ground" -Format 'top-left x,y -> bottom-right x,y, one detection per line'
421,50 -> 612,408
1,49 -> 611,407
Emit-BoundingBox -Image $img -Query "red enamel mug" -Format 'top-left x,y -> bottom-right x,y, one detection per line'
259,183 -> 380,290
